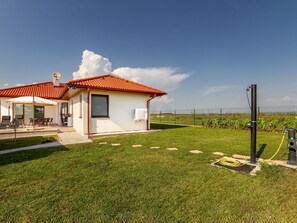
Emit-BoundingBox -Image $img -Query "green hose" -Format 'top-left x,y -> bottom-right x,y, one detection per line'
219,157 -> 243,167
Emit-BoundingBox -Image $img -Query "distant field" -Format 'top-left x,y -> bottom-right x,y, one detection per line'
150,113 -> 297,132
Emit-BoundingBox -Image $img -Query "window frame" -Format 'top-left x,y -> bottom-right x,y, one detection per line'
91,94 -> 109,118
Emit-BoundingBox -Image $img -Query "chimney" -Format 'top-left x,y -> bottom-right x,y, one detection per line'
52,72 -> 61,86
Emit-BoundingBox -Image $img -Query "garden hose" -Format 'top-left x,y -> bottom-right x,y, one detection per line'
219,157 -> 243,167
268,132 -> 286,160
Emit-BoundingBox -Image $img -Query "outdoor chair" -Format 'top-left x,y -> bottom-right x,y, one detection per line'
15,115 -> 25,127
61,114 -> 68,126
29,118 -> 34,126
37,118 -> 43,126
43,118 -> 50,126
0,115 -> 11,129
48,118 -> 53,126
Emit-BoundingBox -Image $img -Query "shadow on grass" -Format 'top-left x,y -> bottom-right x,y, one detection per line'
256,144 -> 267,158
0,136 -> 57,151
0,146 -> 69,166
151,123 -> 188,130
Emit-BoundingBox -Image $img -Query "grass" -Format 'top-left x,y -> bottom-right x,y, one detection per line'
0,135 -> 57,151
0,125 -> 297,222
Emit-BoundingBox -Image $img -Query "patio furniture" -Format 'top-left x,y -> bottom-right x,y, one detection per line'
61,114 -> 68,126
15,115 -> 25,127
43,118 -> 50,126
29,118 -> 34,126
48,118 -> 53,126
37,118 -> 44,126
0,116 -> 11,129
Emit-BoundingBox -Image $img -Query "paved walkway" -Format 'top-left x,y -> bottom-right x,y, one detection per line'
0,132 -> 92,155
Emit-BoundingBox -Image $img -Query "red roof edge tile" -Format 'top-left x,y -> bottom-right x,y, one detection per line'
67,74 -> 167,96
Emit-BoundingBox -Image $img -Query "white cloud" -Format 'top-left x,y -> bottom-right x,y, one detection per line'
267,95 -> 296,102
15,83 -> 25,87
152,95 -> 175,104
73,50 -> 189,92
4,83 -> 9,87
72,50 -> 189,107
203,85 -> 238,96
73,50 -> 112,80
113,67 -> 189,91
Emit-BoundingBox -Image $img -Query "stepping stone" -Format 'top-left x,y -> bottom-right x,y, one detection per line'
232,154 -> 249,160
150,146 -> 160,149
167,148 -> 178,151
111,143 -> 121,146
132,145 -> 142,148
213,152 -> 224,156
190,150 -> 203,154
99,142 -> 107,145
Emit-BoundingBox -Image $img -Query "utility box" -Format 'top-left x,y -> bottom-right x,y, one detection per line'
287,128 -> 297,165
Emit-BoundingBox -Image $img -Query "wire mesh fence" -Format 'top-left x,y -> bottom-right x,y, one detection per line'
150,106 -> 297,128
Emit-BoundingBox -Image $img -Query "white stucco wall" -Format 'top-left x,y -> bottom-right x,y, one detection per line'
69,90 -> 150,135
89,90 -> 150,134
71,92 -> 86,135
0,98 -> 11,121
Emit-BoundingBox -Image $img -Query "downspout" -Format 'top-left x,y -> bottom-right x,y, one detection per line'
87,88 -> 90,138
146,94 -> 157,130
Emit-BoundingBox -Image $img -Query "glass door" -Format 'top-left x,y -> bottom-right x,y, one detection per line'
24,105 -> 33,125
14,104 -> 24,117
60,102 -> 69,126
35,106 -> 45,119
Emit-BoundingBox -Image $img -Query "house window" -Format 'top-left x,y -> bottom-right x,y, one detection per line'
91,94 -> 109,117
79,94 -> 82,118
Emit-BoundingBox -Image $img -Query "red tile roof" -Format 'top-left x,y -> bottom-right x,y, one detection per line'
0,82 -> 67,99
0,75 -> 166,99
68,74 -> 167,96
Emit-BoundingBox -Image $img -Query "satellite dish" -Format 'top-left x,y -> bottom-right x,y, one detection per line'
52,72 -> 61,80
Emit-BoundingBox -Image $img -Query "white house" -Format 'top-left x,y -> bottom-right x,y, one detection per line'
0,73 -> 166,137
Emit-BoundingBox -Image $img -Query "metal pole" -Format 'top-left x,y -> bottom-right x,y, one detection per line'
258,106 -> 260,115
174,110 -> 176,125
160,110 -> 162,123
33,95 -> 35,129
193,109 -> 196,126
250,84 -> 257,163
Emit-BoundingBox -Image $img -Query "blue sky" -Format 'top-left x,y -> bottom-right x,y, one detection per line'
1,0 -> 297,110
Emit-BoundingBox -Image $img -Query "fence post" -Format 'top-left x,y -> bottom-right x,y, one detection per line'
193,109 -> 196,126
220,108 -> 222,117
258,106 -> 260,116
160,110 -> 162,123
174,110 -> 176,125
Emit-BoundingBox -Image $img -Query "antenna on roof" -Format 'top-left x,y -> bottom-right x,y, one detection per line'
52,72 -> 61,86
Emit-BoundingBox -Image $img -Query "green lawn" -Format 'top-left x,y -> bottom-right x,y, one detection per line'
1,125 -> 296,222
0,135 -> 57,151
